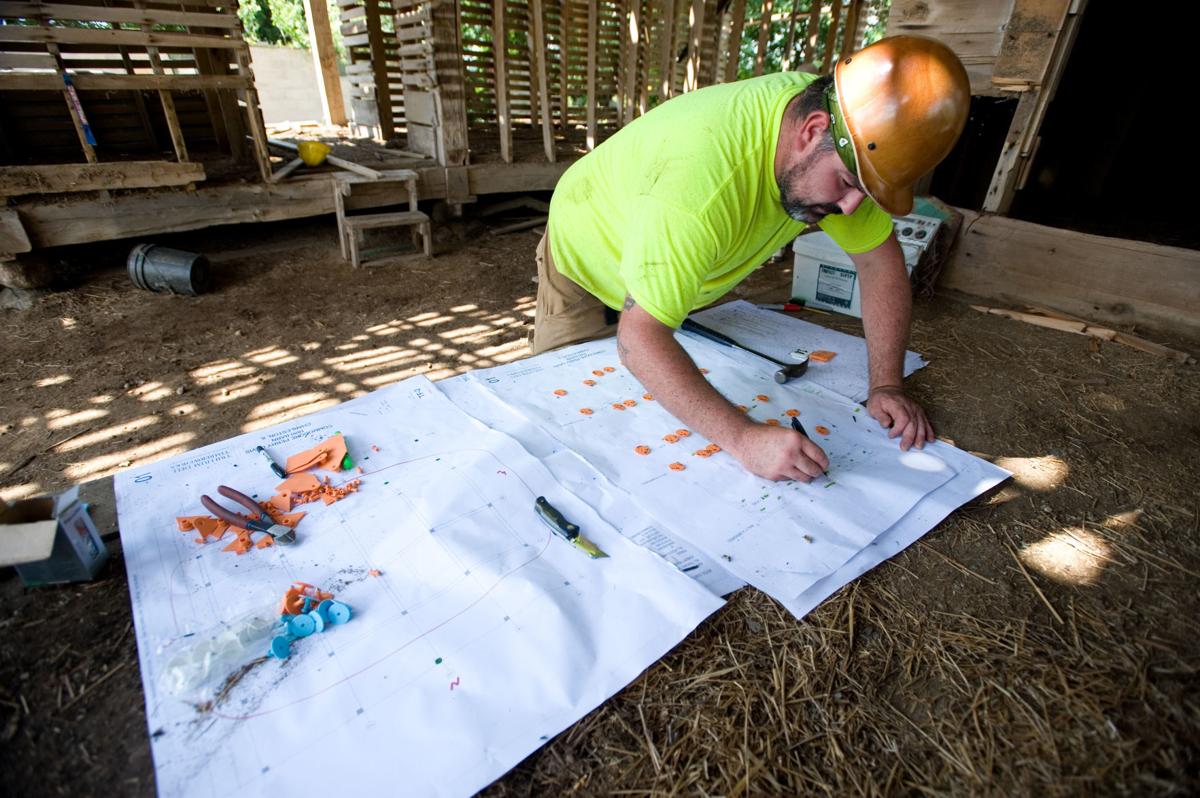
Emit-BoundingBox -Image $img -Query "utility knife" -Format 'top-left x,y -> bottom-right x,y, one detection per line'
534,496 -> 608,559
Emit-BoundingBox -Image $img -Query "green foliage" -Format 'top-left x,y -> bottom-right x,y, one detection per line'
735,0 -> 891,79
237,0 -> 346,63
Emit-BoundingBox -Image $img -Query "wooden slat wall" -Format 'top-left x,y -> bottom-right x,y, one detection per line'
0,0 -> 269,181
886,0 -> 1016,96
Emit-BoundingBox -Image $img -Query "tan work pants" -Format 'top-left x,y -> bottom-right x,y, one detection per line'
530,231 -> 618,355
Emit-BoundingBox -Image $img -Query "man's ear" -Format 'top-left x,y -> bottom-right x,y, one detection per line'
795,110 -> 831,156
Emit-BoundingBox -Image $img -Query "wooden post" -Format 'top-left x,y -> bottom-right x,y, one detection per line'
558,0 -> 570,132
430,0 -> 471,166
781,0 -> 800,71
303,0 -> 347,126
804,0 -> 822,66
753,0 -> 773,76
983,0 -> 1079,214
723,0 -> 746,83
364,0 -> 395,140
529,0 -> 556,161
133,1 -> 188,163
623,0 -> 640,120
658,0 -> 676,98
840,0 -> 861,57
586,0 -> 597,149
685,0 -> 704,92
493,0 -> 512,162
821,0 -> 841,73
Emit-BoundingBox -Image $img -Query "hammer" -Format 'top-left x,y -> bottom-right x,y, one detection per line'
680,319 -> 809,384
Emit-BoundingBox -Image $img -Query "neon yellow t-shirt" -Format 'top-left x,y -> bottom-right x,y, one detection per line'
548,72 -> 894,328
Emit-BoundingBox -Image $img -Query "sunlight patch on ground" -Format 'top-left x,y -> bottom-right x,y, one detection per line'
56,415 -> 160,453
993,455 -> 1069,493
36,375 -> 71,387
1020,526 -> 1113,586
190,360 -> 258,384
64,432 -> 195,481
46,408 -> 109,431
242,396 -> 343,431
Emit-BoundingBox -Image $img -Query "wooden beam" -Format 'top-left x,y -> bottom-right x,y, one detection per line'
840,0 -> 861,57
586,0 -> 598,149
363,0 -> 394,139
685,0 -> 705,92
558,0 -> 570,132
0,2 -> 240,28
820,0 -> 841,73
0,209 -> 32,255
429,0 -> 470,166
0,24 -> 242,50
723,0 -> 746,83
13,161 -> 572,249
804,0 -> 822,65
493,0 -> 512,162
943,210 -> 1200,337
753,0 -> 773,76
231,44 -> 273,182
623,0 -> 640,120
0,162 -> 206,198
658,0 -> 676,96
781,0 -> 800,71
303,0 -> 348,126
983,0 -> 1081,214
133,1 -> 187,164
43,42 -> 97,163
529,0 -> 555,161
0,73 -> 254,91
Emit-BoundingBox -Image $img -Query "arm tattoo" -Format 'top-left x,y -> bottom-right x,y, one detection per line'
622,294 -> 636,312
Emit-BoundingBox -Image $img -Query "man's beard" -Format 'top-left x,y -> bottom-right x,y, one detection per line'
778,152 -> 843,224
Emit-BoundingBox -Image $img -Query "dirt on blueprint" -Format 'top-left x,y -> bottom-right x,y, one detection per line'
2,206 -> 1199,796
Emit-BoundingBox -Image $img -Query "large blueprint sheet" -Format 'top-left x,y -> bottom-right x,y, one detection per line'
115,377 -> 722,798
471,335 -> 1005,617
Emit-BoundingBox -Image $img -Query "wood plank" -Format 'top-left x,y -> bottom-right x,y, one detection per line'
0,208 -> 32,255
13,161 -> 572,248
586,0 -> 597,148
657,0 -> 675,95
983,0 -> 1081,213
781,0 -> 800,71
529,0 -> 555,161
0,161 -> 206,198
304,0 -> 348,126
430,0 -> 469,166
723,0 -> 745,83
0,2 -> 241,28
991,0 -> 1072,81
820,0 -> 841,72
0,25 -> 242,50
753,0 -> 773,76
841,0 -> 863,56
132,1 -> 187,164
0,73 -> 253,91
360,0 -> 394,139
622,0 -> 639,119
803,0 -> 822,64
943,211 -> 1200,336
685,0 -> 704,91
494,0 -> 513,162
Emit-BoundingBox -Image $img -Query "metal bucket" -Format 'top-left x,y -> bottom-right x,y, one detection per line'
127,244 -> 211,295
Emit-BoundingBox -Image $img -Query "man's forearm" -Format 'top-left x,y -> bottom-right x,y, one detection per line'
853,236 -> 911,392
616,308 -> 753,450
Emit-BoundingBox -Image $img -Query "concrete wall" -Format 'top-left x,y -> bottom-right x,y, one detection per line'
249,44 -> 352,125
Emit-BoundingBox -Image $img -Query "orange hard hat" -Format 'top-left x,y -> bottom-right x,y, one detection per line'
830,35 -> 970,216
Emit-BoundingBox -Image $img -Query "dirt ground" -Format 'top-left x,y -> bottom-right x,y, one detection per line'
1,210 -> 1198,796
